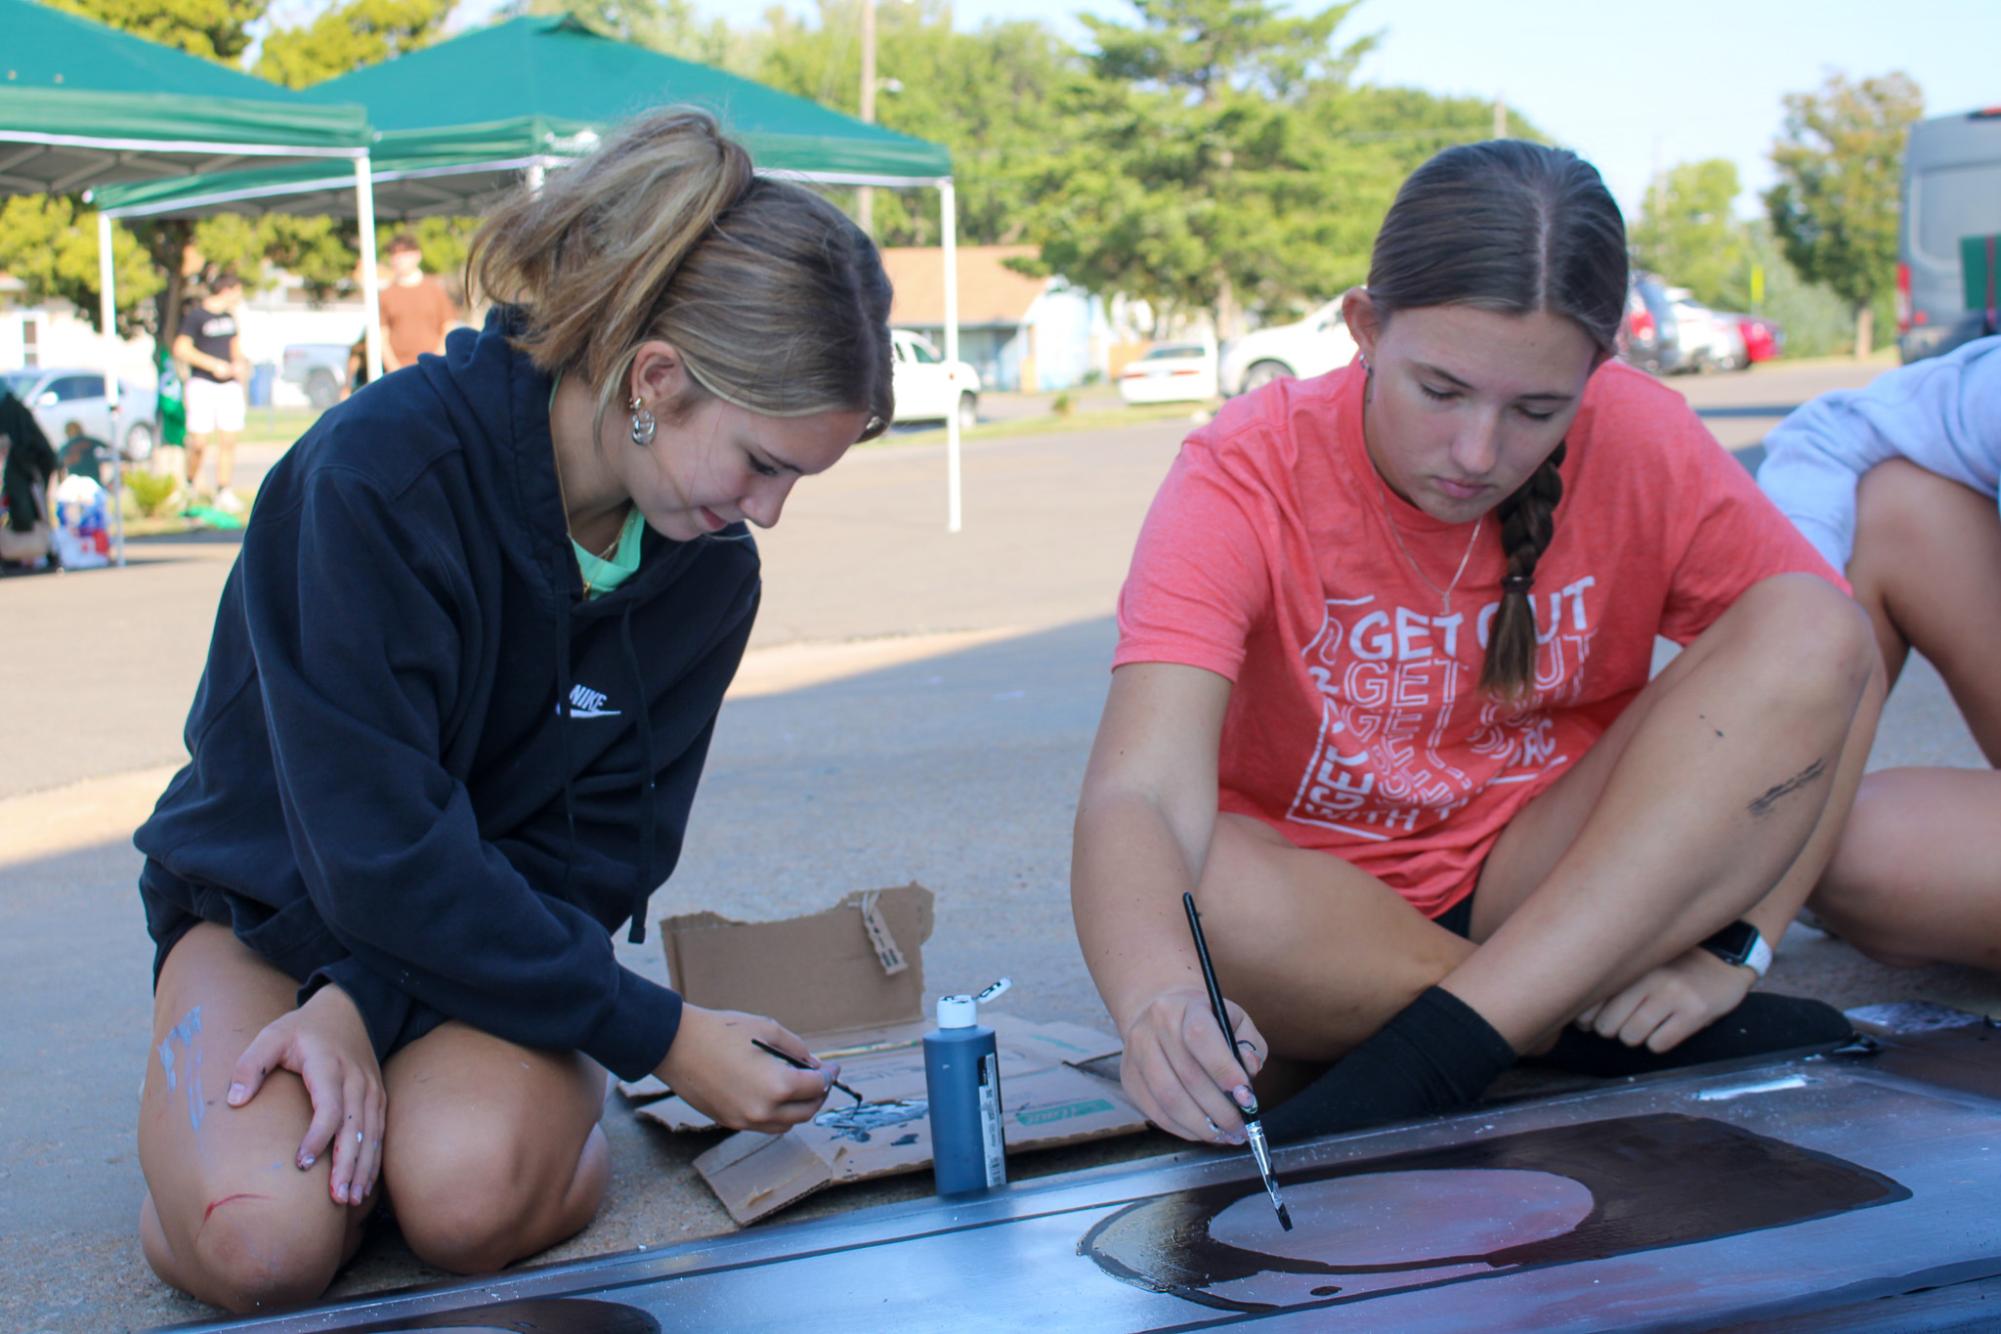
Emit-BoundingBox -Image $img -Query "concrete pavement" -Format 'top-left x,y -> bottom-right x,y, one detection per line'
3,359 -> 1992,1331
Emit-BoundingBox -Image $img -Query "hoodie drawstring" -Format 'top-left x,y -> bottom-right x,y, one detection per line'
619,602 -> 657,944
553,595 -> 579,900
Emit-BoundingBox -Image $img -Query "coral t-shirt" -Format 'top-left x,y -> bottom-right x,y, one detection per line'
379,277 -> 457,366
1114,361 -> 1842,918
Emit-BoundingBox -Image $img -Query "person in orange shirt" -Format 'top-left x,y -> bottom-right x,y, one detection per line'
377,233 -> 457,374
1072,140 -> 1883,1148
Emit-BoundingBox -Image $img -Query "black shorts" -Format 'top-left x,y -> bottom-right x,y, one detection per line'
1432,888 -> 1477,940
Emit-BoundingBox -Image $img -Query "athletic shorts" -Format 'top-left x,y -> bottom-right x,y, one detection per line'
185,377 -> 246,435
1432,888 -> 1477,939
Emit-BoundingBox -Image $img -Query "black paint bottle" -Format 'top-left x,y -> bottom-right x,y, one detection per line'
924,978 -> 1011,1197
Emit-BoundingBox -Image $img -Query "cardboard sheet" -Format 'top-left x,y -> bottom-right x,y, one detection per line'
624,884 -> 1148,1223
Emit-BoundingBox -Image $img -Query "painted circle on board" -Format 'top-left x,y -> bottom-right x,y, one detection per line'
1209,1168 -> 1594,1267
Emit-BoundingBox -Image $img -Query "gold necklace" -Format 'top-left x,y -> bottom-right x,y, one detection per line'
551,437 -> 628,596
1380,503 -> 1484,616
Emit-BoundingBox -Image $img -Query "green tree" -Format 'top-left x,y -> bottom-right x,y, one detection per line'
253,0 -> 456,88
1017,0 -> 1395,338
44,0 -> 267,62
1743,218 -> 1853,358
1764,70 -> 1923,358
750,2 -> 1075,247
0,196 -> 162,334
1632,158 -> 1750,311
501,0 -> 740,64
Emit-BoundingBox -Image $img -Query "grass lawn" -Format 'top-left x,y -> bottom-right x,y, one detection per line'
105,396 -> 1208,540
240,405 -> 325,446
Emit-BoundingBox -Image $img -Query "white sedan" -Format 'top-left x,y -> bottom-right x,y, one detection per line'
2,367 -> 159,460
1117,342 -> 1219,404
890,329 -> 980,429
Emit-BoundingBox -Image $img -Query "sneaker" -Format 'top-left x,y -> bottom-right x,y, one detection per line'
214,489 -> 246,515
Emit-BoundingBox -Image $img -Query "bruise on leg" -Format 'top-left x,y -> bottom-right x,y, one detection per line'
1747,759 -> 1828,819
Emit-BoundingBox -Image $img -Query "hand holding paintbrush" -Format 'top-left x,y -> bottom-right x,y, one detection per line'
753,1038 -> 866,1106
1183,892 -> 1293,1231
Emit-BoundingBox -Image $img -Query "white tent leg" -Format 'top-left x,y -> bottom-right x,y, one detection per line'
355,155 -> 383,382
98,210 -> 125,568
941,177 -> 960,534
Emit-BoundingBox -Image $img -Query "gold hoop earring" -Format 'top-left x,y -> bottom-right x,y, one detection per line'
629,395 -> 657,447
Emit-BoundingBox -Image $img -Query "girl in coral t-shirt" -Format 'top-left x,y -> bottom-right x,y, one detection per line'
1073,141 -> 1883,1148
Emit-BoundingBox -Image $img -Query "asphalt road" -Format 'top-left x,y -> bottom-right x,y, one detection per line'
4,357 -> 1993,1331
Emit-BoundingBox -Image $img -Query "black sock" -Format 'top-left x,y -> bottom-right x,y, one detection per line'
1261,986 -> 1517,1145
1534,992 -> 1855,1079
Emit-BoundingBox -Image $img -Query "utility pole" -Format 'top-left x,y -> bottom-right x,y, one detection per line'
858,0 -> 876,233
1493,93 -> 1507,140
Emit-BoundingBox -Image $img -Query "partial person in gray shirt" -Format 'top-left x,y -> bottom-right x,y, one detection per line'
1759,335 -> 2000,973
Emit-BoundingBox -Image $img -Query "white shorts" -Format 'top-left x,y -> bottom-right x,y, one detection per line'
185,377 -> 247,435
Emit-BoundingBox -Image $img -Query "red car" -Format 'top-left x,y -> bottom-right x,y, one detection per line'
1738,315 -> 1784,364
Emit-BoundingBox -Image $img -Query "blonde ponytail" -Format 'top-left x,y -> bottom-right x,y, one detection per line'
468,107 -> 892,442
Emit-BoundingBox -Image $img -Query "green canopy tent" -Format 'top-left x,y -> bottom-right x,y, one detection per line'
0,0 -> 380,564
95,15 -> 972,530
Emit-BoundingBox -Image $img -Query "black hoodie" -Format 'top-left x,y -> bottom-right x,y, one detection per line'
136,308 -> 759,1080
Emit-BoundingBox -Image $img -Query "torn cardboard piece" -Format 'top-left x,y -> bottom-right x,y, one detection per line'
626,884 -> 1148,1224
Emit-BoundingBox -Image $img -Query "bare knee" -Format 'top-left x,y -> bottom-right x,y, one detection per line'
390,1120 -> 600,1274
1811,791 -> 1935,969
1730,574 -> 1878,707
169,1195 -> 344,1315
1855,459 -> 1952,553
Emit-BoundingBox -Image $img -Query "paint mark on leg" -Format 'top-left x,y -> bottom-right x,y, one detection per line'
186,1047 -> 206,1132
157,1005 -> 204,1096
1748,759 -> 1828,817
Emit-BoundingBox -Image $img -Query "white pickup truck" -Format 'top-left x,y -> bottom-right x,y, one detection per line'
1218,299 -> 1359,396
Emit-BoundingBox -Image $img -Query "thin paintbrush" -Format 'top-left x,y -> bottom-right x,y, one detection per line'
1182,891 -> 1293,1231
751,1037 -> 867,1105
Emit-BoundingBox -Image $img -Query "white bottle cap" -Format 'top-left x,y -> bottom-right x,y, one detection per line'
936,994 -> 977,1028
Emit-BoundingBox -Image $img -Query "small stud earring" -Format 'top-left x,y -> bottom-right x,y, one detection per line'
628,395 -> 657,447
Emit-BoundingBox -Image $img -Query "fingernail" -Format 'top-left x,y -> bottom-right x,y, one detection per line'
227,1082 -> 247,1105
1232,1084 -> 1255,1110
298,1153 -> 314,1170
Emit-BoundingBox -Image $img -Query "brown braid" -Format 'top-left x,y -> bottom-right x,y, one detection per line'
1480,442 -> 1567,699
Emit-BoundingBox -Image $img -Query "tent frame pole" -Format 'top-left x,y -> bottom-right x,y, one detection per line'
355,155 -> 383,382
98,210 -> 126,567
940,176 -> 960,534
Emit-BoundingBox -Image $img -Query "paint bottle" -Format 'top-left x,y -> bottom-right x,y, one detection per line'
924,977 -> 1012,1197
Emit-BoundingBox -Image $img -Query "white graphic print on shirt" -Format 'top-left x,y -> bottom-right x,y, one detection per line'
1285,576 -> 1600,840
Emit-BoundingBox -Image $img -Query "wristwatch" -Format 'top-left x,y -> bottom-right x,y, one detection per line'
1700,920 -> 1772,979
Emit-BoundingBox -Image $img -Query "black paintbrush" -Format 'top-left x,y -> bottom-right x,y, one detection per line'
1183,891 -> 1293,1231
751,1037 -> 866,1105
